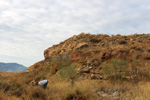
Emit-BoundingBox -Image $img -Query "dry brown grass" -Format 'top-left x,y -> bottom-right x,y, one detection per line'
1,72 -> 150,100
120,82 -> 150,100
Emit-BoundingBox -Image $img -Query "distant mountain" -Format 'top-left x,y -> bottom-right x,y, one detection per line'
0,62 -> 27,72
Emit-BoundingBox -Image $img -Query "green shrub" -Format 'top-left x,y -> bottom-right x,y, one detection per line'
46,66 -> 50,72
35,73 -> 46,81
131,60 -> 140,71
59,64 -> 78,87
111,59 -> 128,72
103,59 -> 128,81
50,53 -> 72,74
59,64 -> 78,79
103,64 -> 112,76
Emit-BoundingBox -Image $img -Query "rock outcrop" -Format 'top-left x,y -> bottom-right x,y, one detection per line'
29,33 -> 150,79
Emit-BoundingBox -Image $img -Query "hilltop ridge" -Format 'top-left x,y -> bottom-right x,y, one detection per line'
43,33 -> 150,61
29,33 -> 150,80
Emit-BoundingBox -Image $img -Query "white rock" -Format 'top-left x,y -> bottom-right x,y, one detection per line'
112,91 -> 119,97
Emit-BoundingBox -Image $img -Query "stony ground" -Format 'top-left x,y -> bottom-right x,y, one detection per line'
1,33 -> 150,100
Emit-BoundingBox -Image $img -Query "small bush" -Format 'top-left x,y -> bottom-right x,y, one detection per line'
50,53 -> 72,74
35,73 -> 46,81
59,64 -> 78,79
34,65 -> 40,69
30,86 -> 47,100
62,53 -> 72,66
59,64 -> 78,86
111,59 -> 128,72
103,59 -> 128,82
103,64 -> 112,76
64,89 -> 87,100
132,60 -> 140,70
46,66 -> 50,72
0,80 -> 23,97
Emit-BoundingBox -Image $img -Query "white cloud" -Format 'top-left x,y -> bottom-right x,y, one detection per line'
0,0 -> 149,67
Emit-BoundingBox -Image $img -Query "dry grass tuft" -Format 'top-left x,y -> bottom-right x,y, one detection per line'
120,82 -> 150,100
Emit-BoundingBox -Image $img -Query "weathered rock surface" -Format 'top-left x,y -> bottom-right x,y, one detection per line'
29,33 -> 150,80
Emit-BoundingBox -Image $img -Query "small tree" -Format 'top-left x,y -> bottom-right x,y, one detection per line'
50,53 -> 71,74
103,59 -> 128,81
59,64 -> 78,87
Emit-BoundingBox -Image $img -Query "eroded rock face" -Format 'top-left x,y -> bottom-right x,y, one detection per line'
44,34 -> 90,59
44,33 -> 150,61
29,33 -> 150,78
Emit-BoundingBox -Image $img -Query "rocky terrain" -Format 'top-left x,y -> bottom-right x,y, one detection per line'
1,33 -> 150,100
29,33 -> 150,81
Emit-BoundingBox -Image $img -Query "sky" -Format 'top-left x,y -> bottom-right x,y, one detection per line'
0,0 -> 149,67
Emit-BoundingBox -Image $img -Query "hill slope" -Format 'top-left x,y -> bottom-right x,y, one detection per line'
29,33 -> 150,79
1,33 -> 150,100
0,62 -> 27,72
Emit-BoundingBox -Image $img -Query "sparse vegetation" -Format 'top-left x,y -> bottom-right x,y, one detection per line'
35,73 -> 46,81
49,53 -> 71,75
103,59 -> 128,82
64,89 -> 87,100
1,33 -> 150,99
59,64 -> 78,79
59,63 -> 78,86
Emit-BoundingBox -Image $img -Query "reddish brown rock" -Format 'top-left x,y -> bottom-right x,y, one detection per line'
29,33 -> 150,79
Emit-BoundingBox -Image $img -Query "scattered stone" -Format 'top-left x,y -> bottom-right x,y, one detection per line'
76,42 -> 88,49
88,66 -> 93,70
79,67 -> 90,73
102,93 -> 108,97
95,87 -> 126,100
112,91 -> 119,97
99,76 -> 103,79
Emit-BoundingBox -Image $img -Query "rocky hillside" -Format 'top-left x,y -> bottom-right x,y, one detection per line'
29,33 -> 150,81
0,62 -> 27,72
1,33 -> 150,100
